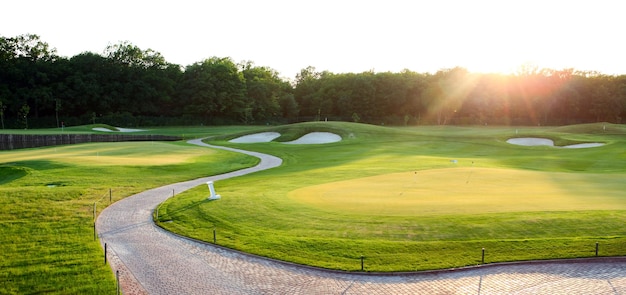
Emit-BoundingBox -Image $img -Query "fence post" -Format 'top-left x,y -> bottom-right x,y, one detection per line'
116,270 -> 120,295
109,188 -> 112,203
93,202 -> 97,241
481,248 -> 485,264
596,242 -> 599,257
104,243 -> 107,265
213,229 -> 216,244
360,255 -> 364,271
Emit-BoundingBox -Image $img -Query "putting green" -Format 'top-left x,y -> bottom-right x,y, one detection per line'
288,168 -> 626,216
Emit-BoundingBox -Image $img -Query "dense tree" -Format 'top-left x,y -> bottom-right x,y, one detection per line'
240,61 -> 292,123
1,33 -> 625,128
0,34 -> 57,62
176,57 -> 247,124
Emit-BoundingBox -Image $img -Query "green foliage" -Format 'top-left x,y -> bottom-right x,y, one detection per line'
160,122 -> 626,271
2,33 -> 626,129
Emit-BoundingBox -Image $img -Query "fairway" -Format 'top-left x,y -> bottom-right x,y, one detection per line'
6,122 -> 624,287
0,141 -> 218,166
158,122 -> 626,271
0,128 -> 260,294
289,168 -> 626,216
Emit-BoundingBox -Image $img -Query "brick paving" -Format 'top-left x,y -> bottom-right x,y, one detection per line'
97,139 -> 626,294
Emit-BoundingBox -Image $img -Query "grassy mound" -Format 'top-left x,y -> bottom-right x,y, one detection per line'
0,166 -> 29,184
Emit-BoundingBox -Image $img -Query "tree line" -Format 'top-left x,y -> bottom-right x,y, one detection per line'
1,34 -> 624,129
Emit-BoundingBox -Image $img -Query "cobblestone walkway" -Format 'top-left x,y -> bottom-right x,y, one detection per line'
97,139 -> 626,294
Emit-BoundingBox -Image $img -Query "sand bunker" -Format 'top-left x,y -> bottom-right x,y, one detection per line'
562,143 -> 605,148
229,132 -> 280,143
229,132 -> 341,144
93,127 -> 145,132
284,132 -> 342,144
507,137 -> 604,149
507,138 -> 554,147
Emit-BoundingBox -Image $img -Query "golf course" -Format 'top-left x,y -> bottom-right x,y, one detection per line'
157,121 -> 626,271
2,122 -> 626,293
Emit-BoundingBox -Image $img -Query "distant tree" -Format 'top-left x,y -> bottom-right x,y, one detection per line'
351,112 -> 360,123
0,34 -> 57,61
0,99 -> 6,129
241,61 -> 291,122
18,104 -> 29,129
590,84 -> 621,122
177,57 -> 246,123
104,41 -> 167,68
294,66 -> 322,117
278,93 -> 299,120
421,67 -> 475,125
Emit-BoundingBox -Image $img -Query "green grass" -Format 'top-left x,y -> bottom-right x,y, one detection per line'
0,128 -> 259,294
2,122 -> 626,292
290,168 -> 626,215
158,121 -> 626,271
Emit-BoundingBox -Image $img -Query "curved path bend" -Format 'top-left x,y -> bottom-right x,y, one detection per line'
97,139 -> 626,294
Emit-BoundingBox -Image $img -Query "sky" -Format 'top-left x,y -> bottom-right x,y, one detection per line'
3,0 -> 625,79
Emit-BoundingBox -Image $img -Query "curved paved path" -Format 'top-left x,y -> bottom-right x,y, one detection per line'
97,139 -> 626,294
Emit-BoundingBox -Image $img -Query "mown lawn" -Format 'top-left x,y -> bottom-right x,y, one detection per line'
158,122 -> 626,271
0,127 -> 259,294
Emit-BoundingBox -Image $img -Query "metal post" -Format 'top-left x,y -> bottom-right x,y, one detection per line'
109,188 -> 112,203
360,256 -> 364,271
596,242 -> 599,257
104,243 -> 107,265
213,229 -> 216,244
93,202 -> 97,240
116,270 -> 120,295
481,248 -> 485,264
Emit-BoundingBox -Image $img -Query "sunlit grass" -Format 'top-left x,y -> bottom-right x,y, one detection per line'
0,141 -> 219,166
159,122 -> 626,271
0,127 -> 259,294
289,168 -> 626,215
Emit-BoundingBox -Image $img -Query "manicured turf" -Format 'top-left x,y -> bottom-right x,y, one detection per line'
290,168 -> 626,215
2,122 -> 625,292
158,122 -> 626,271
0,129 -> 259,294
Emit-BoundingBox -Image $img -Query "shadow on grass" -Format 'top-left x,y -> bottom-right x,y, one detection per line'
157,198 -> 215,222
0,165 -> 28,184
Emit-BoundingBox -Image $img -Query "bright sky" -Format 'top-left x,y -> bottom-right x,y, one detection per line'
3,0 -> 625,79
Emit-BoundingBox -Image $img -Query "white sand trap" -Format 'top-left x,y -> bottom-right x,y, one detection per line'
229,132 -> 280,143
563,143 -> 605,148
507,138 -> 554,146
93,127 -> 145,132
507,137 -> 604,148
284,132 -> 342,144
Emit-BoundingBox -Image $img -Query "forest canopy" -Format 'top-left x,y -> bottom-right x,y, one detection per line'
1,34 -> 624,128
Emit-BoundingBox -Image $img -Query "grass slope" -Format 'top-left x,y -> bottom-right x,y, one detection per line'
0,129 -> 259,294
158,122 -> 626,271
